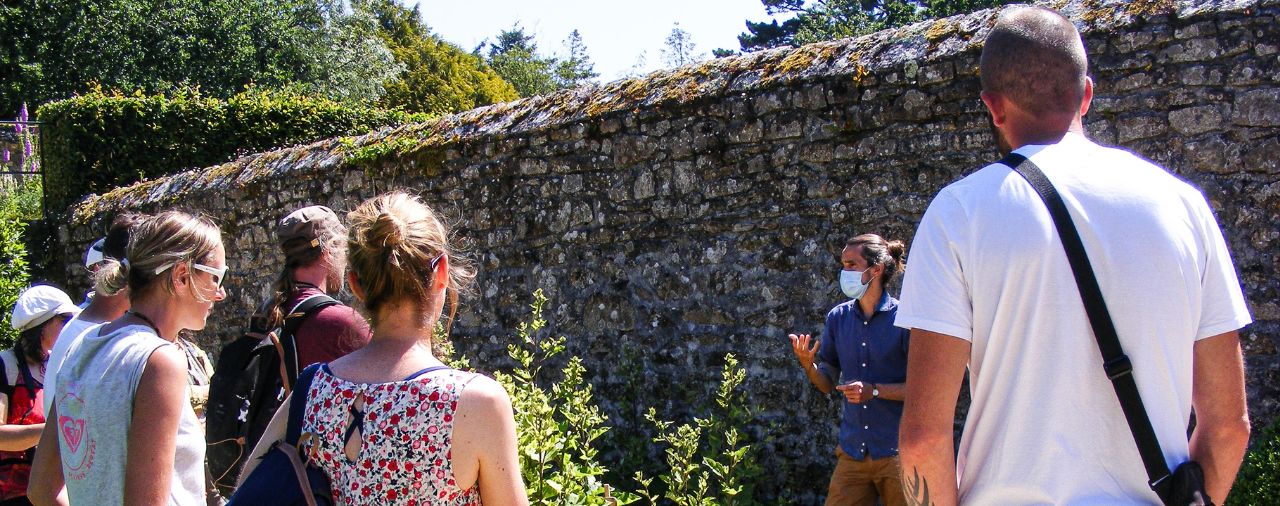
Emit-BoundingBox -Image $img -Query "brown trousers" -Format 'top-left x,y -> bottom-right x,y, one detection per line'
824,447 -> 908,506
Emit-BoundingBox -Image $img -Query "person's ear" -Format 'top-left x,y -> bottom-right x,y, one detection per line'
434,255 -> 450,291
172,262 -> 191,291
1078,77 -> 1093,118
980,90 -> 1007,127
347,271 -> 366,303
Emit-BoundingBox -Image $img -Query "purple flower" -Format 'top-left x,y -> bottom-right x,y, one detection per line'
2,150 -> 9,163
18,103 -> 28,122
23,137 -> 32,158
13,122 -> 20,135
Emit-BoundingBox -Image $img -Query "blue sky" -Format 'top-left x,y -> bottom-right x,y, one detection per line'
409,0 -> 786,82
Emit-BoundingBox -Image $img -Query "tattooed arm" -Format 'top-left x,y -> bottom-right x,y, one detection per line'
899,329 -> 970,506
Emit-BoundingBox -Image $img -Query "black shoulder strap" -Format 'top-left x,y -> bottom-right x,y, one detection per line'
278,295 -> 340,389
0,354 -> 10,396
15,357 -> 37,400
1000,153 -> 1174,498
285,363 -> 323,445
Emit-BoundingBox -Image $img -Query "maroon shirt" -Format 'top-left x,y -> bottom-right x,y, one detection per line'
285,286 -> 372,367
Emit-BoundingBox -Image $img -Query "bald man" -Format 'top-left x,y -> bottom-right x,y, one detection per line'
895,6 -> 1251,505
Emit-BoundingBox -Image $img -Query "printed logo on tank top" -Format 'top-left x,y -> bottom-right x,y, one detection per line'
57,391 -> 95,480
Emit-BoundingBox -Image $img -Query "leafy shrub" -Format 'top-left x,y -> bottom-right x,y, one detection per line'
450,289 -> 764,505
0,176 -> 36,347
487,290 -> 623,505
633,353 -> 762,506
1228,418 -> 1280,505
37,88 -> 431,213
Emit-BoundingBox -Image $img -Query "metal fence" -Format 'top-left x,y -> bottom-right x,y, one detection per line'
0,119 -> 44,218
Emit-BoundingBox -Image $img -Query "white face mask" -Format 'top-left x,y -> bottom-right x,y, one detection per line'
839,269 -> 870,300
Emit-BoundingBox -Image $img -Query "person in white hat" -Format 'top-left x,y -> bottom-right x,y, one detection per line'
76,238 -> 107,308
0,284 -> 79,504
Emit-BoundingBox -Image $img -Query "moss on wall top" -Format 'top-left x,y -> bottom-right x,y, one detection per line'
69,0 -> 1268,225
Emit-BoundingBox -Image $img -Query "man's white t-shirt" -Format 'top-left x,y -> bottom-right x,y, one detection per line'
43,316 -> 102,413
896,132 -> 1251,504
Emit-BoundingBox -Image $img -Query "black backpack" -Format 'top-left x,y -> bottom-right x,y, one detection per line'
205,294 -> 338,498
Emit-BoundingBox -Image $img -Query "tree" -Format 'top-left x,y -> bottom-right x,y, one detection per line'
479,24 -> 597,97
480,24 -> 558,97
554,30 -> 598,89
0,0 -> 404,116
661,23 -> 705,68
295,5 -> 404,103
361,0 -> 517,115
737,0 -> 1017,51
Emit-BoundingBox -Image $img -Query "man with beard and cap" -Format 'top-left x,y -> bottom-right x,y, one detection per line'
268,205 -> 372,368
896,6 -> 1251,505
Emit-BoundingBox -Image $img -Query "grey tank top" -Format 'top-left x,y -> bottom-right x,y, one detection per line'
54,324 -> 206,505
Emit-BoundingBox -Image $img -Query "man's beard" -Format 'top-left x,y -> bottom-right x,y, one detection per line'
325,265 -> 344,294
988,116 -> 1014,156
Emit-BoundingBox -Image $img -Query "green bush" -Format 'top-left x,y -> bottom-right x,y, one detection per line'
37,88 -> 432,214
450,290 -> 764,505
0,176 -> 36,347
1228,418 -> 1280,505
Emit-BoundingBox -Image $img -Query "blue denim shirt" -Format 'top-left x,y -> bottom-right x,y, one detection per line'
816,292 -> 909,459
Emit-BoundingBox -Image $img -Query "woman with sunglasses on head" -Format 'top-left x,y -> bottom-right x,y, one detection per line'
29,210 -> 226,506
241,191 -> 526,505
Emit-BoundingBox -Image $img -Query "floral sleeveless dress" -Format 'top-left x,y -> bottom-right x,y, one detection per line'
302,365 -> 481,505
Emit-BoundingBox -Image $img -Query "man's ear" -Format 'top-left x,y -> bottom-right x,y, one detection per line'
1078,77 -> 1093,118
980,90 -> 1007,127
347,271 -> 366,303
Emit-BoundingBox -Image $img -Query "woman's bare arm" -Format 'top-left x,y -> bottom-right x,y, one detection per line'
27,405 -> 68,506
0,393 -> 44,451
124,345 -> 186,506
453,376 -> 527,506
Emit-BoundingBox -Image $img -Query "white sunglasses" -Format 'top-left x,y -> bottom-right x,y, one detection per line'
191,263 -> 228,288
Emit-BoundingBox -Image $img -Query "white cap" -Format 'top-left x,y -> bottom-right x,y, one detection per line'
84,238 -> 106,268
10,285 -> 80,332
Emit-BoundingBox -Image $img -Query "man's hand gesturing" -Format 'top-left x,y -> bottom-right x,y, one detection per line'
836,381 -> 867,404
789,333 -> 819,371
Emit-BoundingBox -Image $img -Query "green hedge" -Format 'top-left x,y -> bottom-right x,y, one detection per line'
1228,418 -> 1280,505
37,88 -> 431,213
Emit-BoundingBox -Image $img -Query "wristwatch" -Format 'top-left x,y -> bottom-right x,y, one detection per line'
871,384 -> 880,398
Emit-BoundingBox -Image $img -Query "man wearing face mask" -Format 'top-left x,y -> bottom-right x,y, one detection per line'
789,234 -> 909,506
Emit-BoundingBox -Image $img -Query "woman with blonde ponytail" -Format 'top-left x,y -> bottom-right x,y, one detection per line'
242,191 -> 526,505
29,211 -> 225,506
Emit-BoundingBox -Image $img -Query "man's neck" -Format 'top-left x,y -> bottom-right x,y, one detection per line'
858,284 -> 883,319
78,292 -> 129,324
1005,114 -> 1084,153
291,265 -> 330,294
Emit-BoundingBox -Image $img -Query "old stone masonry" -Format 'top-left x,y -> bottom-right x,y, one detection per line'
57,0 -> 1279,501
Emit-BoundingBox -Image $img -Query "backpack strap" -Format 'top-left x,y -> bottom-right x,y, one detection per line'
285,363 -> 323,445
401,365 -> 451,382
276,295 -> 340,392
15,356 -> 38,400
0,352 -> 10,397
1000,152 -> 1174,500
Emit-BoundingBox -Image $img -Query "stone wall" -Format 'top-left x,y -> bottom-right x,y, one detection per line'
57,0 -> 1280,501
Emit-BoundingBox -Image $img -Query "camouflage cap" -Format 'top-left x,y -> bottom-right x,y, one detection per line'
277,205 -> 343,256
